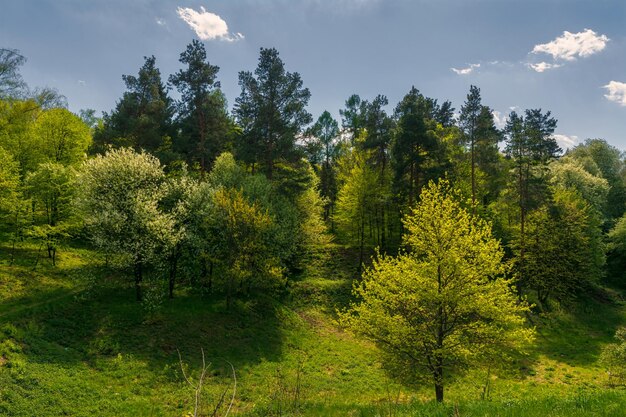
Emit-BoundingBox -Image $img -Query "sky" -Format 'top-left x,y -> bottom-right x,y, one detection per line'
2,0 -> 626,150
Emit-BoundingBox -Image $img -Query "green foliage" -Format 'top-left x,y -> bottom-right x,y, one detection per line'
234,47 -> 312,178
340,180 -> 533,402
3,44 -> 626,416
0,145 -> 20,213
392,87 -> 439,208
607,213 -> 626,286
75,147 -> 177,300
170,41 -> 231,173
304,111 -> 342,221
600,327 -> 626,385
210,187 -> 284,306
0,99 -> 43,175
334,147 -> 380,267
522,188 -> 605,305
25,162 -> 75,226
304,110 -> 340,166
568,138 -> 626,222
34,107 -> 91,165
93,56 -> 175,164
550,157 -> 610,217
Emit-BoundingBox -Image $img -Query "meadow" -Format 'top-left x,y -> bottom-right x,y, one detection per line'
1,237 -> 625,416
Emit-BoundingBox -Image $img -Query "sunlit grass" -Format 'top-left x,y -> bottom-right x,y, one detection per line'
1,240 -> 625,415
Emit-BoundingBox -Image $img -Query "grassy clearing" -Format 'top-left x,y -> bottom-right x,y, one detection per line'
1,240 -> 626,416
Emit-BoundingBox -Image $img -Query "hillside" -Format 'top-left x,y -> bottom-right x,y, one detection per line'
1,239 -> 625,416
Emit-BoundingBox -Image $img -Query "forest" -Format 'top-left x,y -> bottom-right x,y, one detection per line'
1,41 -> 626,416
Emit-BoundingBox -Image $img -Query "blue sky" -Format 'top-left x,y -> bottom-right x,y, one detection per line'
2,0 -> 626,149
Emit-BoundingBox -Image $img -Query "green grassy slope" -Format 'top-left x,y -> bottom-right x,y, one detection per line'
1,241 -> 625,416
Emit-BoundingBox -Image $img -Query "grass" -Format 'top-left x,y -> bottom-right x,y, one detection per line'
1,238 -> 626,416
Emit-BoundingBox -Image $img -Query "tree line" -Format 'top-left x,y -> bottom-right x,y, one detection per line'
1,42 -> 626,402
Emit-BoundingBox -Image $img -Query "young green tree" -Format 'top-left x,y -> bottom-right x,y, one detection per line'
340,180 -> 533,403
334,148 -> 379,271
25,162 -> 75,227
0,145 -> 30,264
34,108 -> 91,166
550,156 -> 609,217
76,147 -> 177,301
0,145 -> 20,214
0,98 -> 43,176
207,187 -> 282,308
521,188 -> 604,305
170,41 -> 231,174
234,47 -> 312,178
568,138 -> 626,223
600,327 -> 626,385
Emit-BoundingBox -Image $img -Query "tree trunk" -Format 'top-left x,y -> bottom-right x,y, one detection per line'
471,133 -> 476,215
409,161 -> 414,208
358,211 -> 365,275
169,255 -> 178,299
435,263 -> 445,403
134,259 -> 143,302
434,379 -> 444,403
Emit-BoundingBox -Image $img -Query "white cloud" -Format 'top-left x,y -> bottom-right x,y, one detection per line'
156,17 -> 167,26
603,81 -> 626,106
527,61 -> 562,73
553,134 -> 579,149
532,29 -> 609,61
451,63 -> 480,75
77,80 -> 86,86
492,110 -> 507,129
176,6 -> 244,42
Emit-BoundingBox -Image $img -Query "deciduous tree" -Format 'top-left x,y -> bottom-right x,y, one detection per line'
340,180 -> 533,402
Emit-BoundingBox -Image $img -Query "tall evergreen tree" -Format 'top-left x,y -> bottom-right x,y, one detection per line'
93,56 -> 175,162
459,85 -> 482,209
475,105 -> 504,204
340,94 -> 366,144
392,87 -> 438,208
504,109 -> 559,290
170,40 -> 230,175
234,47 -> 312,179
307,110 -> 341,220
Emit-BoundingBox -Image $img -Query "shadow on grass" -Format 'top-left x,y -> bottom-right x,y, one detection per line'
1,275 -> 286,377
529,294 -> 626,367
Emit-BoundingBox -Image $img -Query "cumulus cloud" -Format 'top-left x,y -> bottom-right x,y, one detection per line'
527,61 -> 562,73
451,63 -> 480,75
553,134 -> 579,149
491,110 -> 507,129
177,6 -> 243,42
532,29 -> 609,61
603,81 -> 626,106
